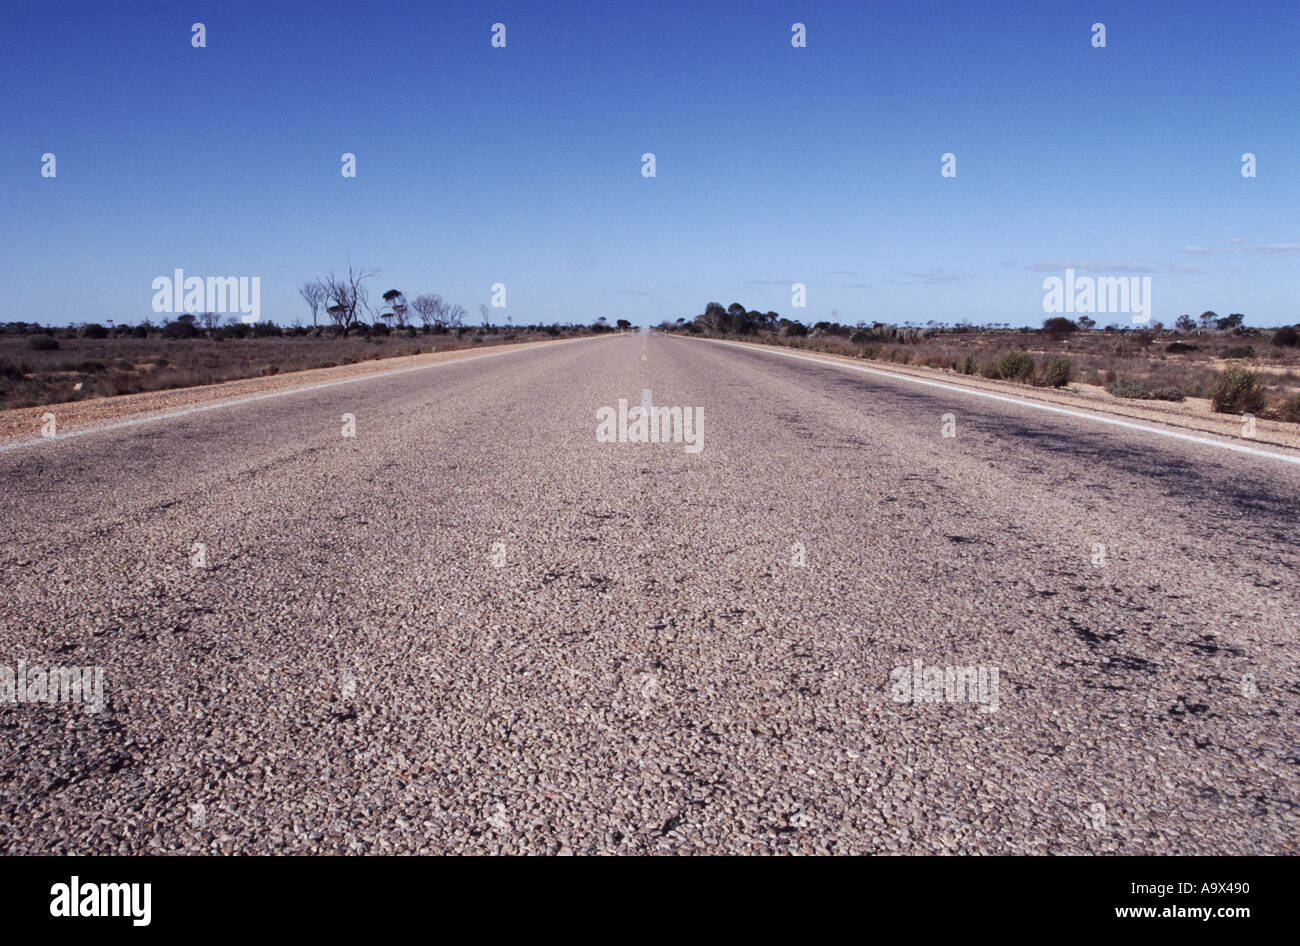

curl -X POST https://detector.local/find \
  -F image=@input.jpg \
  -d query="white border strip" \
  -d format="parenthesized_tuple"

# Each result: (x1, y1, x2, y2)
(1, 335, 608, 453)
(679, 335, 1300, 468)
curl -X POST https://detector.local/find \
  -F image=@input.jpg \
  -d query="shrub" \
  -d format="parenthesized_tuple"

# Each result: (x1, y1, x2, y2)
(1104, 376, 1185, 401)
(1105, 376, 1146, 399)
(1279, 394, 1300, 423)
(27, 335, 59, 351)
(1209, 366, 1267, 414)
(1042, 356, 1072, 388)
(1273, 325, 1299, 348)
(1042, 316, 1078, 336)
(960, 354, 978, 375)
(993, 350, 1035, 382)
(1165, 341, 1198, 353)
(79, 323, 109, 339)
(162, 320, 198, 339)
(1221, 346, 1254, 359)
(107, 371, 140, 395)
(261, 364, 279, 376)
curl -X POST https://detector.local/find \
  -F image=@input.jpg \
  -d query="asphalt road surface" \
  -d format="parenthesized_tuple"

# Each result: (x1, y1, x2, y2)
(1, 332, 1296, 854)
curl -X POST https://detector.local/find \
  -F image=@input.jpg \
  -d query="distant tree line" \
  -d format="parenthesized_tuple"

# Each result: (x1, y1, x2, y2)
(0, 314, 605, 343)
(658, 301, 1297, 344)
(5, 259, 631, 341)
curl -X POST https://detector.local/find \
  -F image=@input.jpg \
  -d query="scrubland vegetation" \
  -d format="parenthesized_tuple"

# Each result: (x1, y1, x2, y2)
(0, 317, 612, 410)
(659, 304, 1300, 422)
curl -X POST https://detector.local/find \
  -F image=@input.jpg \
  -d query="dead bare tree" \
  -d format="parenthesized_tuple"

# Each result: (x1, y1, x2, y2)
(299, 279, 327, 327)
(322, 263, 377, 333)
(445, 304, 466, 330)
(411, 294, 443, 330)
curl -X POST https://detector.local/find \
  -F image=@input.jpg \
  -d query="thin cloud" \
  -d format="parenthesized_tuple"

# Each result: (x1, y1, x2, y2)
(901, 267, 977, 286)
(1025, 259, 1205, 275)
(1025, 260, 1150, 273)
(1241, 243, 1300, 253)
(1181, 239, 1299, 255)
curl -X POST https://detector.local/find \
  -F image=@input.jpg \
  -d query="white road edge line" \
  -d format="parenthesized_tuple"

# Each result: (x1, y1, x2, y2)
(679, 334, 1300, 468)
(1, 335, 609, 453)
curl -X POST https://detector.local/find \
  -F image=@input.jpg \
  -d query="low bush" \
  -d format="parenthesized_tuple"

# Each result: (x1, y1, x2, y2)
(107, 371, 140, 395)
(1104, 376, 1185, 401)
(1209, 365, 1267, 414)
(983, 350, 1035, 382)
(1279, 394, 1300, 423)
(1165, 341, 1198, 353)
(1273, 325, 1298, 348)
(1041, 356, 1072, 388)
(79, 323, 109, 339)
(1145, 386, 1187, 401)
(27, 335, 59, 351)
(1221, 346, 1254, 359)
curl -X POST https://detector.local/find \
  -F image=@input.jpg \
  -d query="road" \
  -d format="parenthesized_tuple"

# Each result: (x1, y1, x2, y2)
(1, 331, 1296, 854)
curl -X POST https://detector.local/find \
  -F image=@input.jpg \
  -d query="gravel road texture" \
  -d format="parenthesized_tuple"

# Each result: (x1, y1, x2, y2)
(1, 331, 1296, 854)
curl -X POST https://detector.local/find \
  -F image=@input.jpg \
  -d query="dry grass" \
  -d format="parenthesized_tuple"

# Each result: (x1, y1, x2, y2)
(0, 329, 586, 410)
(700, 328, 1300, 420)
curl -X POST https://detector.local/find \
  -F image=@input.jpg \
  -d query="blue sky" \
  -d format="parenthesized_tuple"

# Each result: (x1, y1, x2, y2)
(1, 0, 1296, 328)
